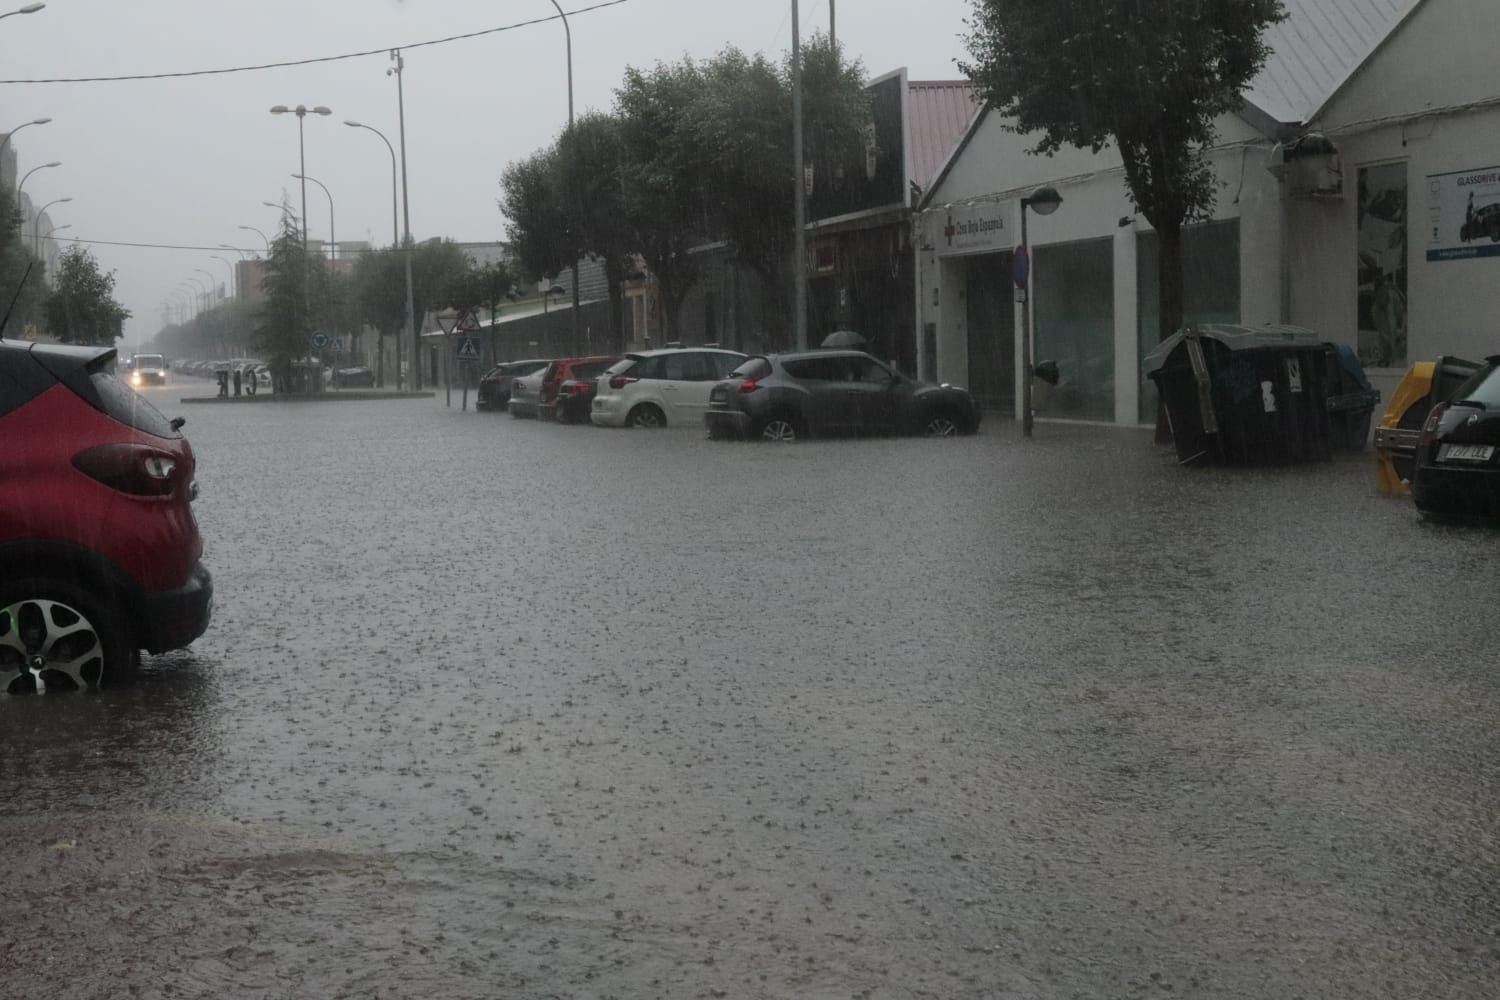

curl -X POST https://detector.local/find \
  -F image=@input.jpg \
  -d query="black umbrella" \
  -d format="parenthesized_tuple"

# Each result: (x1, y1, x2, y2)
(820, 330, 868, 349)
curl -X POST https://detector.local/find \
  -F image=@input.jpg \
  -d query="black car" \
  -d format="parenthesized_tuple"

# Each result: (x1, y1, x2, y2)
(477, 359, 549, 412)
(704, 350, 982, 441)
(1413, 356, 1500, 519)
(552, 359, 615, 423)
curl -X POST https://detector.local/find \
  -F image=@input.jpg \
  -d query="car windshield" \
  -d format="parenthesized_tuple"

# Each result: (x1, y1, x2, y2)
(7, 5, 1496, 999)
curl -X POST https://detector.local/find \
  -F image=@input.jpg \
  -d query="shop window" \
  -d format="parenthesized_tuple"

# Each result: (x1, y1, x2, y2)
(1034, 238, 1114, 421)
(1137, 219, 1241, 423)
(1356, 163, 1407, 369)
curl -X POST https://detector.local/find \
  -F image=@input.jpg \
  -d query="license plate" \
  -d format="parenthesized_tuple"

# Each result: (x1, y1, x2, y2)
(710, 388, 726, 401)
(1438, 444, 1495, 463)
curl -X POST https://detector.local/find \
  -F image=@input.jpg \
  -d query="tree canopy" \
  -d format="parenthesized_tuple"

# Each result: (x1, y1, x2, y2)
(43, 246, 130, 345)
(962, 0, 1285, 347)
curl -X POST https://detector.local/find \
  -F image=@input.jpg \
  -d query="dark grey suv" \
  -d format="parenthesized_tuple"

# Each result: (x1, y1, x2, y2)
(704, 350, 982, 441)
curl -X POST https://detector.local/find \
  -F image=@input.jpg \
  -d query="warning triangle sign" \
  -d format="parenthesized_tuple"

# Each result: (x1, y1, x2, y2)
(456, 337, 481, 362)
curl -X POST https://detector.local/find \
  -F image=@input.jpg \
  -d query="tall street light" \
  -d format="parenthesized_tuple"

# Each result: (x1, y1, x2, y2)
(237, 224, 270, 252)
(268, 104, 330, 256)
(546, 1, 581, 354)
(292, 173, 335, 261)
(0, 116, 50, 160)
(219, 243, 252, 260)
(16, 159, 59, 202)
(210, 254, 236, 298)
(195, 267, 221, 306)
(388, 49, 418, 390)
(263, 200, 299, 228)
(345, 119, 403, 389)
(791, 0, 807, 350)
(32, 194, 69, 257)
(0, 4, 45, 22)
(1018, 185, 1063, 437)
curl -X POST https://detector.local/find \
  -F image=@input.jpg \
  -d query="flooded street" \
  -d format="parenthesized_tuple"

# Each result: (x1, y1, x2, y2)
(3, 388, 1498, 999)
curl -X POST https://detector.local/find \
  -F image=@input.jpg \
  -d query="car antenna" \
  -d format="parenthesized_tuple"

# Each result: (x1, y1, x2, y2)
(0, 263, 34, 338)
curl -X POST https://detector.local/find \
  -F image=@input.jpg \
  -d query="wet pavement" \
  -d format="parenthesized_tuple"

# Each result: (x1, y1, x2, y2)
(3, 385, 1498, 999)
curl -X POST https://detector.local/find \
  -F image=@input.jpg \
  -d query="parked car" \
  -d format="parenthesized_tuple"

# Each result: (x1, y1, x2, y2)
(1412, 356, 1500, 519)
(131, 353, 168, 386)
(507, 364, 551, 419)
(0, 340, 213, 693)
(704, 351, 983, 442)
(521, 356, 616, 422)
(333, 366, 375, 389)
(591, 348, 749, 428)
(477, 359, 549, 412)
(553, 358, 618, 424)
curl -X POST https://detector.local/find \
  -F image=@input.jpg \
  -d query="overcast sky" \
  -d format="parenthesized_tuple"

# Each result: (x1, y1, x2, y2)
(0, 0, 978, 348)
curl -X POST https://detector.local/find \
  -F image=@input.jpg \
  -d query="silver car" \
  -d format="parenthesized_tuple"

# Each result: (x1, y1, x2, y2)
(507, 365, 550, 419)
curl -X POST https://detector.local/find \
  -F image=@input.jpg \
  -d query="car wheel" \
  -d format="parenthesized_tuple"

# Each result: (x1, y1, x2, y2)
(0, 579, 134, 694)
(627, 404, 666, 429)
(759, 416, 801, 442)
(922, 412, 961, 437)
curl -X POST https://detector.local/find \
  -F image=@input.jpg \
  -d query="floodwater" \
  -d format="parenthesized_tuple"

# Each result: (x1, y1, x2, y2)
(3, 384, 1497, 999)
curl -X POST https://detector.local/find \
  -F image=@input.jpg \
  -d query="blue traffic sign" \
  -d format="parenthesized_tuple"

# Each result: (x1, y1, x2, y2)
(456, 336, 481, 363)
(1012, 246, 1029, 288)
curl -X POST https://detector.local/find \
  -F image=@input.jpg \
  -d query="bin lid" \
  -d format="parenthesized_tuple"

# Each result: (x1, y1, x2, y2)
(1142, 323, 1325, 378)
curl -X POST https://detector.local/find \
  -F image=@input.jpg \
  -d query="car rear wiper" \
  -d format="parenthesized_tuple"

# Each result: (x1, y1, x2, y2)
(1451, 399, 1487, 410)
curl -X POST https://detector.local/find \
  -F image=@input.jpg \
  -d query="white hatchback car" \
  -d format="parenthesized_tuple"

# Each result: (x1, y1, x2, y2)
(591, 348, 748, 428)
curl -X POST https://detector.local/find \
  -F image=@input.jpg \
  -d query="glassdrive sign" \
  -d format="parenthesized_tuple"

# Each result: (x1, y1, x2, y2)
(1425, 165, 1500, 261)
(940, 205, 1007, 254)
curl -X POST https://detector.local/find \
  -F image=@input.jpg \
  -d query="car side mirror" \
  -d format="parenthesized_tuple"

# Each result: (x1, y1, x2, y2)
(170, 417, 186, 431)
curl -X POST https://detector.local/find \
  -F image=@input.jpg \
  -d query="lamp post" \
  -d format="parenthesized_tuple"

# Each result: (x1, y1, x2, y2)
(790, 0, 807, 350)
(210, 254, 236, 299)
(32, 194, 69, 257)
(0, 3, 45, 22)
(545, 1, 582, 354)
(271, 104, 330, 387)
(292, 173, 334, 261)
(1018, 185, 1062, 437)
(0, 116, 50, 161)
(237, 224, 270, 252)
(16, 159, 59, 202)
(346, 118, 403, 389)
(194, 267, 220, 307)
(219, 243, 252, 260)
(388, 49, 418, 390)
(263, 200, 299, 228)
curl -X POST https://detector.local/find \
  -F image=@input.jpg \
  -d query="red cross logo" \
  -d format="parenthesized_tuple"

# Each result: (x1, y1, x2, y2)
(944, 215, 956, 246)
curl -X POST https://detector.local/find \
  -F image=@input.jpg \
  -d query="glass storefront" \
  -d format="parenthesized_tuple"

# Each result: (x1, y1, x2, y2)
(1034, 238, 1115, 421)
(964, 252, 1016, 414)
(1136, 219, 1241, 423)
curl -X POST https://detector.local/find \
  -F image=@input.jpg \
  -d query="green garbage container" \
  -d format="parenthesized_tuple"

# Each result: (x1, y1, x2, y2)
(1145, 324, 1335, 467)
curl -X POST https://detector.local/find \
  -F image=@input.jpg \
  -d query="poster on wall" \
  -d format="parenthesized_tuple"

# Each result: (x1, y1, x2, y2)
(1425, 165, 1500, 261)
(1357, 163, 1408, 369)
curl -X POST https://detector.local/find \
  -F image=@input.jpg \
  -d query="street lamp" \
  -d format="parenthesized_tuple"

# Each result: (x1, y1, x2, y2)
(545, 1, 581, 354)
(268, 104, 331, 257)
(387, 50, 419, 389)
(345, 118, 405, 389)
(195, 267, 220, 306)
(219, 243, 252, 260)
(1018, 185, 1062, 438)
(32, 195, 69, 256)
(210, 254, 236, 298)
(32, 195, 69, 257)
(291, 173, 334, 261)
(237, 224, 271, 251)
(0, 116, 50, 160)
(0, 4, 45, 22)
(263, 200, 299, 226)
(16, 160, 59, 202)
(791, 0, 806, 350)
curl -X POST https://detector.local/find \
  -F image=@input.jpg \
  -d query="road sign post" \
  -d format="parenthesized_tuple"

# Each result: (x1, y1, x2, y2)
(454, 309, 481, 411)
(436, 308, 461, 408)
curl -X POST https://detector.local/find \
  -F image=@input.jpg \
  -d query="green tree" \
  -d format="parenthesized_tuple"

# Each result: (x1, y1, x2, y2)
(0, 195, 46, 336)
(500, 147, 573, 290)
(557, 112, 635, 351)
(962, 0, 1285, 355)
(615, 58, 713, 340)
(353, 246, 408, 385)
(254, 220, 328, 388)
(689, 39, 868, 344)
(43, 246, 130, 345)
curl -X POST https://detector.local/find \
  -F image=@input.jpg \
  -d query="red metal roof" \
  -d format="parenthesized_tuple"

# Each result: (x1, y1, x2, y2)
(907, 80, 981, 197)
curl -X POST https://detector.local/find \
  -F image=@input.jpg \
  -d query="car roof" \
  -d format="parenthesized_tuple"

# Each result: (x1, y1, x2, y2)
(766, 349, 874, 363)
(632, 347, 746, 358)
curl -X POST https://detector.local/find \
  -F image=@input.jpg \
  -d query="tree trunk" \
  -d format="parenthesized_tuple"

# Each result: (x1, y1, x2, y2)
(604, 255, 627, 354)
(1154, 218, 1186, 443)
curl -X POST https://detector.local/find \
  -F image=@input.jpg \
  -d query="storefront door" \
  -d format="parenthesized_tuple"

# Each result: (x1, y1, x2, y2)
(964, 252, 1016, 415)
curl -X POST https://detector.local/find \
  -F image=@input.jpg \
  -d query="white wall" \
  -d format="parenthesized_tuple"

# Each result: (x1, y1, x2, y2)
(918, 109, 1278, 424)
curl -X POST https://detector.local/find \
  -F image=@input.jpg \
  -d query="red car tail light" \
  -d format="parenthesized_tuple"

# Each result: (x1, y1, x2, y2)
(739, 379, 762, 394)
(1419, 402, 1449, 448)
(72, 443, 180, 497)
(565, 382, 591, 395)
(609, 375, 637, 390)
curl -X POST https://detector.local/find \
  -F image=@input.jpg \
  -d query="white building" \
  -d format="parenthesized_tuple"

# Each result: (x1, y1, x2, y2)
(916, 0, 1500, 425)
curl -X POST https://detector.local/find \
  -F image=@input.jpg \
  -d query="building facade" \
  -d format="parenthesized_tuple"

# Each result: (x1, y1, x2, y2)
(916, 0, 1498, 425)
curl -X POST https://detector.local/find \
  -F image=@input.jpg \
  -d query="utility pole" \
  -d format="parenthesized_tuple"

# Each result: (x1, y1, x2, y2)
(791, 0, 807, 351)
(829, 0, 835, 50)
(391, 48, 419, 391)
(548, 1, 581, 355)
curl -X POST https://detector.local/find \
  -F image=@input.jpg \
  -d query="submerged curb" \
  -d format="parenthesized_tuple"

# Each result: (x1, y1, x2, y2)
(179, 392, 437, 404)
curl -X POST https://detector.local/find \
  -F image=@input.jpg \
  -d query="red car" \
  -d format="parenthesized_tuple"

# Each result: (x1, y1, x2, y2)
(0, 340, 213, 693)
(537, 356, 616, 421)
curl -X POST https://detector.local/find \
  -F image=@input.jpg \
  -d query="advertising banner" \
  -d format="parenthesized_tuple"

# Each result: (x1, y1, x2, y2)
(934, 202, 1009, 256)
(1424, 165, 1500, 261)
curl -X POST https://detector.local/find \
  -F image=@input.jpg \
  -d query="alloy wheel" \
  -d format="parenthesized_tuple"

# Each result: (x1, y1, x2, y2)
(0, 598, 106, 693)
(630, 407, 664, 429)
(924, 416, 959, 437)
(761, 419, 798, 442)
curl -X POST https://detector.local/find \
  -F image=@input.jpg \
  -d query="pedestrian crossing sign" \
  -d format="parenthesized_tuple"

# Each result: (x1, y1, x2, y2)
(456, 336, 481, 363)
